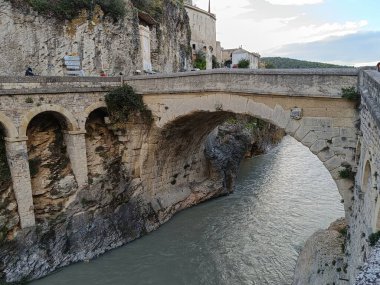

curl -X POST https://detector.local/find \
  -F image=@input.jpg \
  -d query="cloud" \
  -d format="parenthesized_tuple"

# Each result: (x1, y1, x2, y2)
(270, 31, 380, 65)
(266, 0, 323, 5)
(192, 0, 375, 62)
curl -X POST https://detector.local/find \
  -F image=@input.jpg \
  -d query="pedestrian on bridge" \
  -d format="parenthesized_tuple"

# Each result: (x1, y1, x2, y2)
(25, 67, 35, 76)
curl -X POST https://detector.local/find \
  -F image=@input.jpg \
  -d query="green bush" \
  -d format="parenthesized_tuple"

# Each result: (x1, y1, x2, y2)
(193, 50, 206, 70)
(105, 85, 152, 124)
(369, 231, 380, 246)
(341, 87, 359, 100)
(131, 0, 165, 19)
(13, 0, 126, 21)
(238, 59, 250, 69)
(212, 55, 220, 69)
(339, 165, 355, 180)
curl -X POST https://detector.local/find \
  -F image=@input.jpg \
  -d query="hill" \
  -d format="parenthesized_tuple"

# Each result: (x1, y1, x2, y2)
(260, 57, 351, 69)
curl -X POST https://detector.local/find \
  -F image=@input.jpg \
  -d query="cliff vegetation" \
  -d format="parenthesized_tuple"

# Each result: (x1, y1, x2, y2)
(5, 0, 126, 20)
(261, 57, 351, 69)
(105, 85, 152, 125)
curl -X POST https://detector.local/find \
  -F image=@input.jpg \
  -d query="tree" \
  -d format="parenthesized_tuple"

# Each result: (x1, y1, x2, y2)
(212, 55, 220, 69)
(193, 50, 206, 70)
(238, 59, 250, 68)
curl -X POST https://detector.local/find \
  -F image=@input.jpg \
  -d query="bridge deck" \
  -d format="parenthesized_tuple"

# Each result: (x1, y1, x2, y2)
(0, 68, 358, 98)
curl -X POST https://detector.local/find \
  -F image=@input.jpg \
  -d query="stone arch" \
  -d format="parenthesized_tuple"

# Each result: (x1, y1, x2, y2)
(152, 93, 356, 213)
(362, 160, 372, 193)
(79, 102, 108, 130)
(84, 102, 108, 118)
(0, 112, 18, 138)
(155, 94, 286, 129)
(19, 105, 79, 137)
(84, 105, 119, 181)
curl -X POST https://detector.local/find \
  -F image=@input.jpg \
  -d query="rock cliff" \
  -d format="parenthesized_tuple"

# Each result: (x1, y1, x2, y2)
(293, 218, 348, 285)
(0, 0, 190, 76)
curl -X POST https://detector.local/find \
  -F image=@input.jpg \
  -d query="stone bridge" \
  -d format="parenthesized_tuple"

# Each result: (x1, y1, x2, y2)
(0, 69, 360, 230)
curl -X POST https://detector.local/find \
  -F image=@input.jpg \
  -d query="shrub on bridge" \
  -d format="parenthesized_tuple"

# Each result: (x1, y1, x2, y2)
(341, 87, 359, 101)
(105, 84, 152, 125)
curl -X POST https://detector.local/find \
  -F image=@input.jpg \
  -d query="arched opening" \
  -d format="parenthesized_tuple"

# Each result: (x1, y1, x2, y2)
(0, 124, 19, 241)
(362, 160, 372, 193)
(150, 110, 343, 201)
(26, 112, 78, 223)
(85, 108, 120, 184)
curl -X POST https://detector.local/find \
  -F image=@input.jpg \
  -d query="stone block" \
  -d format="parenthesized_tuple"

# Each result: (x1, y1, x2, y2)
(324, 156, 342, 171)
(310, 139, 328, 154)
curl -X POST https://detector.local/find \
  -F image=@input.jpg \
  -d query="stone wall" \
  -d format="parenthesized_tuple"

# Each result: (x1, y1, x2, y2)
(350, 70, 380, 284)
(0, 0, 190, 76)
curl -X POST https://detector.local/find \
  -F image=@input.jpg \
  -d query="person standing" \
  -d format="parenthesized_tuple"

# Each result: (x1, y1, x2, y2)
(25, 67, 35, 76)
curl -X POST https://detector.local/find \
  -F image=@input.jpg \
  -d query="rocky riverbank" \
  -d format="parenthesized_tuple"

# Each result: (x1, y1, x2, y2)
(293, 218, 348, 285)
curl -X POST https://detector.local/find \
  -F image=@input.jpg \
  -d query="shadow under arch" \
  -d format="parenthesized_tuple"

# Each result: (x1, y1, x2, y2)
(19, 105, 79, 137)
(152, 104, 353, 214)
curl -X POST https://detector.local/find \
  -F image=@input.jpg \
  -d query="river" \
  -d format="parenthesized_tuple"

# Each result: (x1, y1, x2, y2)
(31, 136, 344, 285)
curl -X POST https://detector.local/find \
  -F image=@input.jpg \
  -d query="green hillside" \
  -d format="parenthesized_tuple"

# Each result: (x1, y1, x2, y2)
(260, 57, 351, 69)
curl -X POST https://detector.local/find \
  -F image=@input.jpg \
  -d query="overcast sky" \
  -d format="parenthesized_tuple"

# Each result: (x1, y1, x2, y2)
(192, 0, 380, 66)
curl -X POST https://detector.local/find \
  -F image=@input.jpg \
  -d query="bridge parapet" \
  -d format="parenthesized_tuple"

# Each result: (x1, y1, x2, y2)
(0, 76, 121, 95)
(125, 68, 358, 98)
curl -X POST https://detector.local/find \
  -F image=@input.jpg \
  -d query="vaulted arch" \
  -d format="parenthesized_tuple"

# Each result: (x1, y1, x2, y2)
(19, 105, 79, 137)
(149, 93, 358, 214)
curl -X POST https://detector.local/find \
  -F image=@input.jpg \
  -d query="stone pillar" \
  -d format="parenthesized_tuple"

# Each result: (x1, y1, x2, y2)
(5, 137, 35, 228)
(63, 131, 88, 188)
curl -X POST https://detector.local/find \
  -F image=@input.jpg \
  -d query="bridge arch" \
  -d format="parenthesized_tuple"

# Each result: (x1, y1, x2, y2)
(84, 102, 108, 118)
(19, 105, 79, 137)
(0, 112, 18, 138)
(150, 93, 357, 213)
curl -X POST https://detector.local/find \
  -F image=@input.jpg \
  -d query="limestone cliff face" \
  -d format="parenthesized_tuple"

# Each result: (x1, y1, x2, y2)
(0, 0, 190, 76)
(27, 114, 78, 223)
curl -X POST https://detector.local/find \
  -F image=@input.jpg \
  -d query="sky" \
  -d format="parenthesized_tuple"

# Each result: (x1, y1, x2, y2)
(192, 0, 380, 66)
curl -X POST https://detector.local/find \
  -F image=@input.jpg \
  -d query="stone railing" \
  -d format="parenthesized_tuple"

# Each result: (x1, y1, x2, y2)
(125, 68, 359, 98)
(360, 70, 380, 128)
(0, 69, 359, 98)
(0, 76, 122, 95)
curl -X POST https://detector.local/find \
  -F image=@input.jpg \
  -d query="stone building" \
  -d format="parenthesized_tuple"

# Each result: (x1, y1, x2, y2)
(222, 47, 260, 69)
(184, 0, 219, 69)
